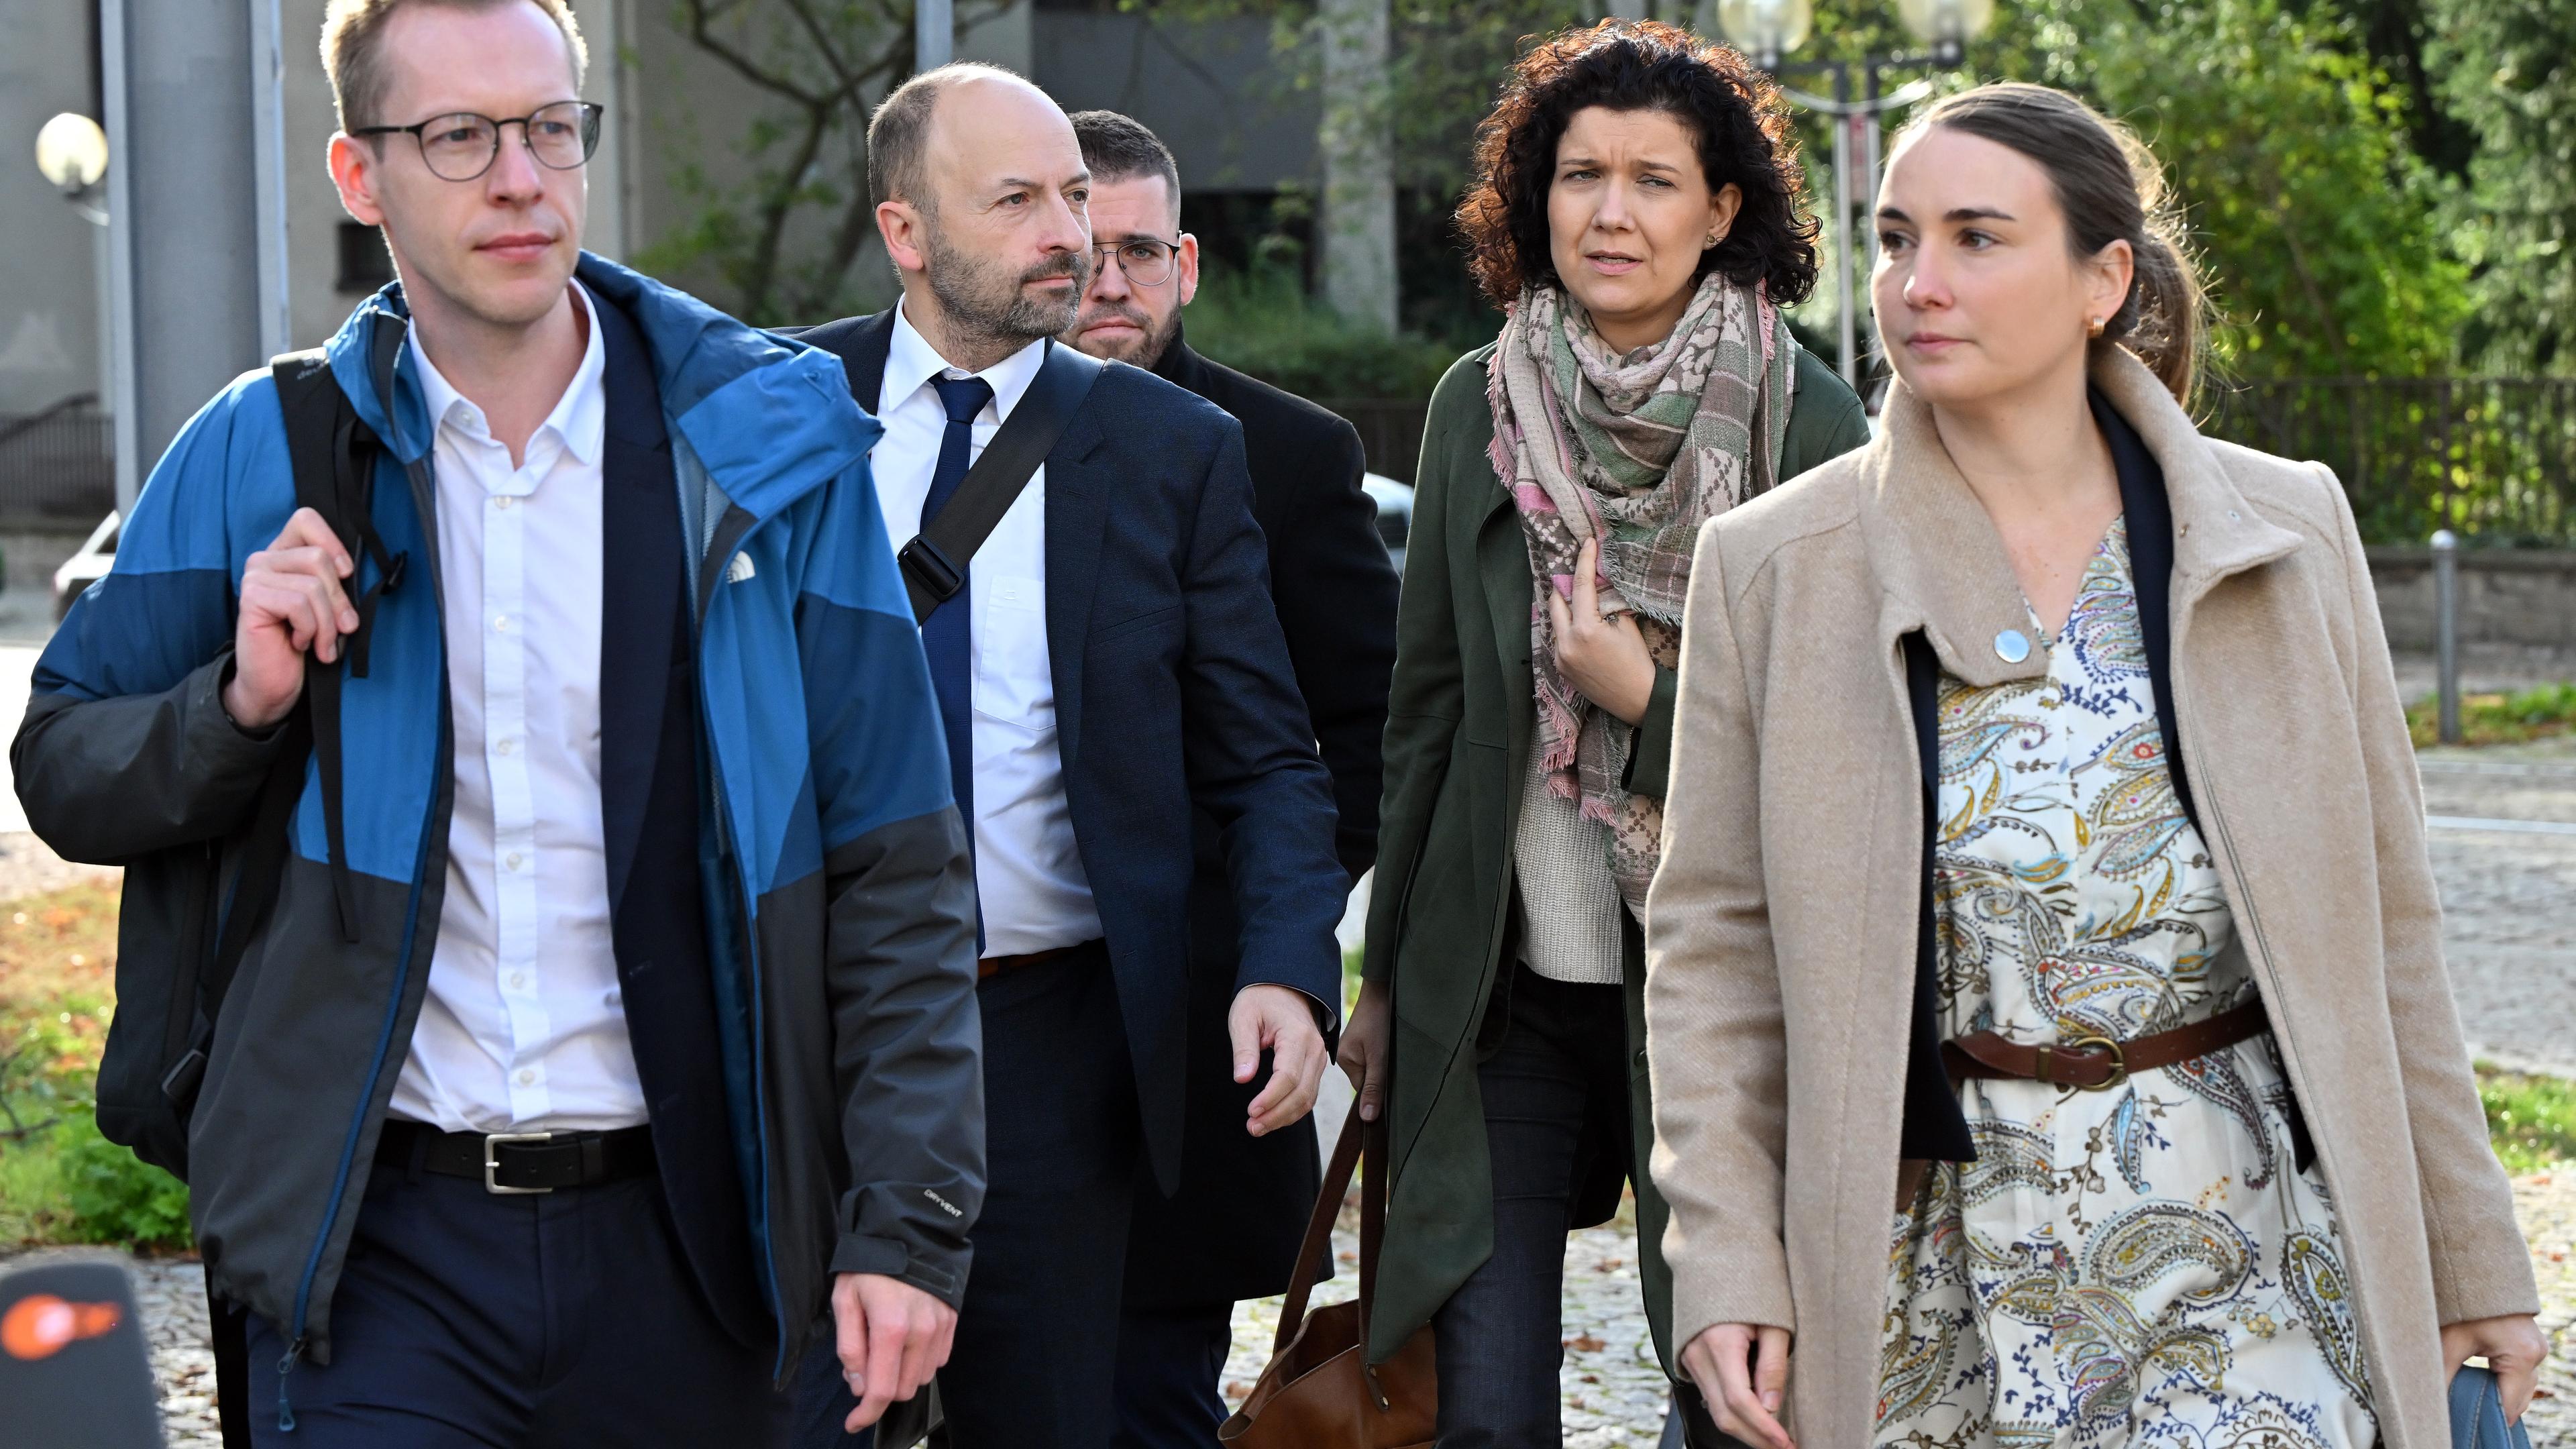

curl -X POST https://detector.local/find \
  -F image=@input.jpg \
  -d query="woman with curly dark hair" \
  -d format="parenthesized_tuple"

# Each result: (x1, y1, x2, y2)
(1333, 20, 1867, 1443)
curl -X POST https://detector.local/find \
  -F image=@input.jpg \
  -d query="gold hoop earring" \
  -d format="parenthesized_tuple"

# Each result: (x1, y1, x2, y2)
(2087, 316, 2108, 338)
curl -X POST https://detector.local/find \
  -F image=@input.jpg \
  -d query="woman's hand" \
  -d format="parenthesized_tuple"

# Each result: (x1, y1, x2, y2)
(1338, 977, 1391, 1122)
(2443, 1313, 2551, 1423)
(1680, 1322, 1796, 1449)
(1546, 538, 1658, 726)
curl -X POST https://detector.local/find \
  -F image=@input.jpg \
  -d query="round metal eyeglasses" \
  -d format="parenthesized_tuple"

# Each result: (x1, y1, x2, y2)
(350, 101, 605, 182)
(1089, 237, 1181, 287)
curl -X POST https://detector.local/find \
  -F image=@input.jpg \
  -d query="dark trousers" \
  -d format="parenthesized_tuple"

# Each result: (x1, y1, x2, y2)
(1112, 1303, 1233, 1448)
(1431, 963, 1635, 1448)
(242, 1146, 774, 1448)
(1430, 964, 1741, 1449)
(789, 945, 1139, 1449)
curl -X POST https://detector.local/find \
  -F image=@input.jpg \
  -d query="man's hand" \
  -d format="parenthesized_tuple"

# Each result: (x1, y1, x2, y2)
(2443, 1313, 2551, 1424)
(1338, 977, 1389, 1123)
(1545, 537, 1657, 727)
(1230, 983, 1328, 1138)
(223, 508, 357, 731)
(832, 1272, 957, 1433)
(1681, 1323, 1796, 1449)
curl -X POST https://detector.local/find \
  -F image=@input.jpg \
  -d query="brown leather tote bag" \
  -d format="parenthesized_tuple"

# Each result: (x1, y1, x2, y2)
(1218, 1099, 1438, 1447)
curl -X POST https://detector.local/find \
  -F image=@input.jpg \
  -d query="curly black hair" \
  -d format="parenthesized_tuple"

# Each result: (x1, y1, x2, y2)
(1456, 20, 1819, 309)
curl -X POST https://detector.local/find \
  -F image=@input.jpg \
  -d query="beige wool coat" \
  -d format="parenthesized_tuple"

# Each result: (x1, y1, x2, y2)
(1641, 349, 2540, 1449)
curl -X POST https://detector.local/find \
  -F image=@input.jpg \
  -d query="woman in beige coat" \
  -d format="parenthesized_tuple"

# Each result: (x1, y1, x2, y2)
(1642, 83, 2546, 1449)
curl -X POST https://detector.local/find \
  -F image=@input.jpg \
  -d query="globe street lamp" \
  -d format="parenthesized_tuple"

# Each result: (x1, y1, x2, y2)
(1715, 0, 1812, 71)
(1717, 2, 1996, 388)
(35, 111, 109, 225)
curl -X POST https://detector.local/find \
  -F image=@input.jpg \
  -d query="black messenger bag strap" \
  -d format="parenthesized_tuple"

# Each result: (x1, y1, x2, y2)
(896, 341, 1104, 623)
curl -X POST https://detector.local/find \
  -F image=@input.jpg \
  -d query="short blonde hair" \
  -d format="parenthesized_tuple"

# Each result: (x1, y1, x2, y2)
(321, 0, 587, 130)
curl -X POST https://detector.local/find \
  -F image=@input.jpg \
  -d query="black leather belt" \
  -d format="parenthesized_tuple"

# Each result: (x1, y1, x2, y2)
(376, 1119, 656, 1195)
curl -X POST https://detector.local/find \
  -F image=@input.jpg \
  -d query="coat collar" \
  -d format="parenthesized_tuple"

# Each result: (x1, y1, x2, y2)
(1860, 347, 2304, 686)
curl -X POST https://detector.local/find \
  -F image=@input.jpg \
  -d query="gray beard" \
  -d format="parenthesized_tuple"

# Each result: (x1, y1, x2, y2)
(924, 225, 1087, 361)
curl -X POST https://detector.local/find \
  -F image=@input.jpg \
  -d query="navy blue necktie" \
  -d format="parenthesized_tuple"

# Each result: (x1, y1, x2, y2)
(922, 374, 993, 948)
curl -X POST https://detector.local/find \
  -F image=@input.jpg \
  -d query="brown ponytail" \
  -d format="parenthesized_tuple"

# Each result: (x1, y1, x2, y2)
(1904, 83, 2207, 405)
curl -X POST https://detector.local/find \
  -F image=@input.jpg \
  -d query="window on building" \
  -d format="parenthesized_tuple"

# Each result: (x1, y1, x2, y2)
(336, 222, 396, 294)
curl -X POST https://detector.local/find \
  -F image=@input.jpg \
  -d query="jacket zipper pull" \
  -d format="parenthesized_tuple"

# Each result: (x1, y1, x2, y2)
(276, 1336, 305, 1432)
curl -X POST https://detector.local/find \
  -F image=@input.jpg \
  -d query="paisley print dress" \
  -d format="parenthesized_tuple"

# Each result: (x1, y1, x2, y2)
(1874, 519, 2376, 1449)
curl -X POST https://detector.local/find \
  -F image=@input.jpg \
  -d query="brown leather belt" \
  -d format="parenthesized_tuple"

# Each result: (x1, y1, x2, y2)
(1941, 1000, 2271, 1093)
(976, 941, 1099, 981)
(1898, 1001, 2273, 1212)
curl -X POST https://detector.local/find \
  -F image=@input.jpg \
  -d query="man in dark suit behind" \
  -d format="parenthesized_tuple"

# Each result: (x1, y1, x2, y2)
(1058, 111, 1400, 1448)
(782, 66, 1350, 1449)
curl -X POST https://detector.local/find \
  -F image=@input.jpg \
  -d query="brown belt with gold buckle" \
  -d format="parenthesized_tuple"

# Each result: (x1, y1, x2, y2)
(1896, 1000, 2273, 1210)
(1940, 999, 2271, 1093)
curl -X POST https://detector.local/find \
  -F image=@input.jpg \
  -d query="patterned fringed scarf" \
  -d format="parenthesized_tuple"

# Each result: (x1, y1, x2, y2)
(1489, 272, 1796, 910)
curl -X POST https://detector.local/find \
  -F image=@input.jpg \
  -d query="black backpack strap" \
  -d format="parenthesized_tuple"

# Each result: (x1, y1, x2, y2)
(896, 341, 1104, 623)
(268, 346, 405, 944)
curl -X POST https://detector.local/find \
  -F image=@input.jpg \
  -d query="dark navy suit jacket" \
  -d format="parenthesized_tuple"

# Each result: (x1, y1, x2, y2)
(791, 311, 1347, 1191)
(592, 295, 769, 1346)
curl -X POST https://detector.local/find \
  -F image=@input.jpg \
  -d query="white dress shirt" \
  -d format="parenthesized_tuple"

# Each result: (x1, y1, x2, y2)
(390, 282, 647, 1133)
(871, 301, 1103, 957)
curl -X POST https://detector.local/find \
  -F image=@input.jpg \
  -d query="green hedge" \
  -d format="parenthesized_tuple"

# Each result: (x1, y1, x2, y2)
(1185, 268, 1462, 404)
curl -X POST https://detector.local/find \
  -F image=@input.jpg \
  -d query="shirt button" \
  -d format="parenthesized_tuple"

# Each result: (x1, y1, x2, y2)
(493, 495, 515, 511)
(517, 1069, 536, 1086)
(504, 852, 524, 871)
(495, 737, 517, 756)
(493, 614, 511, 633)
(508, 971, 526, 989)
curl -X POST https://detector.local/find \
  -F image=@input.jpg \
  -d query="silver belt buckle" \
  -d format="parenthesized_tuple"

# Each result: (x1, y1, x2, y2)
(483, 1130, 556, 1194)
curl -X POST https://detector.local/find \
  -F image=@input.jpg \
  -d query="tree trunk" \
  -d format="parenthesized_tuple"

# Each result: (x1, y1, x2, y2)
(1317, 0, 1397, 333)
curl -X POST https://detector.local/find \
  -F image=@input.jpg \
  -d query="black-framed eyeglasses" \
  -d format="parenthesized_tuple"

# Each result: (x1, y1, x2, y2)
(1089, 235, 1183, 287)
(351, 101, 604, 182)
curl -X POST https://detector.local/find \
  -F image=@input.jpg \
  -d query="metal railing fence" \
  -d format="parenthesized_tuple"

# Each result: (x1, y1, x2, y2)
(1323, 377, 2576, 546)
(2198, 376, 2576, 546)
(0, 395, 115, 529)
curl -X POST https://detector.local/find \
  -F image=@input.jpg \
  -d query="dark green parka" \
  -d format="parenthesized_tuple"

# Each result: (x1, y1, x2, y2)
(1360, 339, 1870, 1368)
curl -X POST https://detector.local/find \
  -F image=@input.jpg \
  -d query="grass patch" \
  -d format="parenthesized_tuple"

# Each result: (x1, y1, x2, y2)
(2409, 680, 2576, 747)
(0, 880, 190, 1251)
(2478, 1064, 2576, 1175)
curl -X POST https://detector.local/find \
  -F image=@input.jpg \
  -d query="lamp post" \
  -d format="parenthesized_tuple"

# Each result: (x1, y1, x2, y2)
(1712, 0, 1994, 388)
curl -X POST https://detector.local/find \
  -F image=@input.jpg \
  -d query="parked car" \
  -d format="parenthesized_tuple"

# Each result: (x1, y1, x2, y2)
(1362, 474, 1413, 574)
(54, 512, 117, 621)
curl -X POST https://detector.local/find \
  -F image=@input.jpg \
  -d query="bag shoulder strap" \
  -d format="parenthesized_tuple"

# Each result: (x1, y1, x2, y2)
(1273, 1099, 1393, 1360)
(897, 341, 1104, 623)
(268, 348, 402, 943)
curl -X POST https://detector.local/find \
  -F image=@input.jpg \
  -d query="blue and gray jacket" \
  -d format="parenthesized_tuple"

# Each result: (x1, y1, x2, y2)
(12, 256, 982, 1381)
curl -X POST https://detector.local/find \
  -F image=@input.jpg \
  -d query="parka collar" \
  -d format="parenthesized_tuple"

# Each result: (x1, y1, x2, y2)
(1859, 346, 2303, 686)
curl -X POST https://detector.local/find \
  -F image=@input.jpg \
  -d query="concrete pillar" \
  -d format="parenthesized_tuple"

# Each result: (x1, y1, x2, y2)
(101, 0, 284, 512)
(1318, 0, 1397, 333)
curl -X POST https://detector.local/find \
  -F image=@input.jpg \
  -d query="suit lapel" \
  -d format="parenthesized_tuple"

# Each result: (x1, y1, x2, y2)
(1044, 403, 1112, 773)
(594, 293, 681, 920)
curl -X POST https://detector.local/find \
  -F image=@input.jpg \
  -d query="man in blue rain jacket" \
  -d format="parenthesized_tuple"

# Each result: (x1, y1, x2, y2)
(10, 1, 979, 1442)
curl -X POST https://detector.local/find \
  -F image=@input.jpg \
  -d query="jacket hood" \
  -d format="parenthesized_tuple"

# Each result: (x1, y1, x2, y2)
(325, 252, 879, 523)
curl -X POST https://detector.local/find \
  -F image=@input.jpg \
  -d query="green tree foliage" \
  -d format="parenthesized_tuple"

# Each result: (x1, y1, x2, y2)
(2426, 0, 2576, 374)
(638, 0, 1004, 325)
(1787, 0, 2470, 378)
